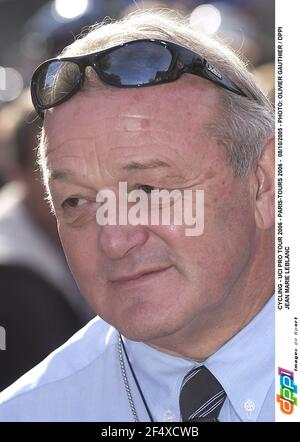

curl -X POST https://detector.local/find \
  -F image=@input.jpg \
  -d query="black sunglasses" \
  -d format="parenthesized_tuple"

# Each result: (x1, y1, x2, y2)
(31, 38, 247, 117)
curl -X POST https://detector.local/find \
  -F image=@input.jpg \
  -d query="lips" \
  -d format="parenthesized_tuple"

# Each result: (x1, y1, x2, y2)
(109, 266, 171, 284)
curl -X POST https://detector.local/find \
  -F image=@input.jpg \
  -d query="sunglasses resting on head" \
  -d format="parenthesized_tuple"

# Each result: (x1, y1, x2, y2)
(31, 39, 248, 118)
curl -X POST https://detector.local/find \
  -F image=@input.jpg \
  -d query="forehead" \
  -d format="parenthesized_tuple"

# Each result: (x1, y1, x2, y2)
(44, 74, 218, 142)
(43, 76, 222, 176)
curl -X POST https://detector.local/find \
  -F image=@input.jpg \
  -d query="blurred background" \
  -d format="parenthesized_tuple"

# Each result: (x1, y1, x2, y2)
(0, 0, 274, 391)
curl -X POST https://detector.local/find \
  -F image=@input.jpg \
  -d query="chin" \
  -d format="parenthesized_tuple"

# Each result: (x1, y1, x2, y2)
(87, 282, 216, 342)
(116, 324, 174, 343)
(109, 304, 192, 343)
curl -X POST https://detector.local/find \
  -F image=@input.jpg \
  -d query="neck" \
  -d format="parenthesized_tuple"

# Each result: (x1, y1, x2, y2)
(145, 230, 274, 361)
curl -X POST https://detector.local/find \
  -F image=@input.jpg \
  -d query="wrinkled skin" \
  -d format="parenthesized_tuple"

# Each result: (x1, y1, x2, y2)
(43, 75, 274, 360)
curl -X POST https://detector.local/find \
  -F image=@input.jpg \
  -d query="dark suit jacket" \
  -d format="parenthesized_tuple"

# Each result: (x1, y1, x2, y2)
(0, 264, 85, 392)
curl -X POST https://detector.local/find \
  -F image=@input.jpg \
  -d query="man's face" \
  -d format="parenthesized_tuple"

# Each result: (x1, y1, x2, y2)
(44, 75, 256, 342)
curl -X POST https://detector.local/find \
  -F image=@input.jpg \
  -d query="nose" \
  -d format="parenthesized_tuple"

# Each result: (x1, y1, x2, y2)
(98, 224, 149, 259)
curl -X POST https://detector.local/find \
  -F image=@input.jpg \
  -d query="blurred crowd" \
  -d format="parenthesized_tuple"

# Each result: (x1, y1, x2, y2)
(0, 0, 275, 391)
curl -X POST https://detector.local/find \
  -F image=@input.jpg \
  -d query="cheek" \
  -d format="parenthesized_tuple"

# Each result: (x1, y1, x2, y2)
(150, 183, 255, 291)
(199, 187, 255, 282)
(212, 181, 255, 237)
(57, 221, 100, 289)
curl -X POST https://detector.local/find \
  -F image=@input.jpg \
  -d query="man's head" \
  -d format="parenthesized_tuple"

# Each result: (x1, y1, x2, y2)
(36, 10, 274, 352)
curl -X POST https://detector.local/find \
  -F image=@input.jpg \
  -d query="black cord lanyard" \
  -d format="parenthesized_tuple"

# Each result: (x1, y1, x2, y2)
(119, 333, 155, 422)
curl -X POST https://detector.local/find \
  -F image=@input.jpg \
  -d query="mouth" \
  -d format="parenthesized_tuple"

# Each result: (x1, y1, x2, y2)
(109, 266, 172, 287)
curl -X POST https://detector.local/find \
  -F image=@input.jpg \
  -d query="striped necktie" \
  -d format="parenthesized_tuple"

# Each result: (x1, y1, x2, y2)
(179, 366, 226, 422)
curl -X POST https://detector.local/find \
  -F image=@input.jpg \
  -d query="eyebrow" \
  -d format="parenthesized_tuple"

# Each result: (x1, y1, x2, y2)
(121, 159, 171, 171)
(48, 159, 172, 182)
(48, 168, 76, 182)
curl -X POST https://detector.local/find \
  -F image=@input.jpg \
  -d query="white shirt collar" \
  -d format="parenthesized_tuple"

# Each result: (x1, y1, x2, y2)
(123, 295, 274, 421)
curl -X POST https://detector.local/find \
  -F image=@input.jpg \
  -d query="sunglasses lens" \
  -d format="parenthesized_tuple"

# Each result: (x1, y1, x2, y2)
(98, 41, 173, 86)
(35, 61, 81, 107)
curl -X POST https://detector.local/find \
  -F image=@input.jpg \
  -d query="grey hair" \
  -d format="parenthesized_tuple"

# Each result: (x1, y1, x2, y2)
(39, 8, 274, 180)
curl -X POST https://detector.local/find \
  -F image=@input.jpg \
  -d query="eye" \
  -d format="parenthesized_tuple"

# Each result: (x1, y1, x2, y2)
(137, 184, 156, 194)
(61, 197, 87, 209)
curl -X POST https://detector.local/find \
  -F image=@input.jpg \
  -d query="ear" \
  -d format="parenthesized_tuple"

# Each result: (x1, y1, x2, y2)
(254, 137, 275, 230)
